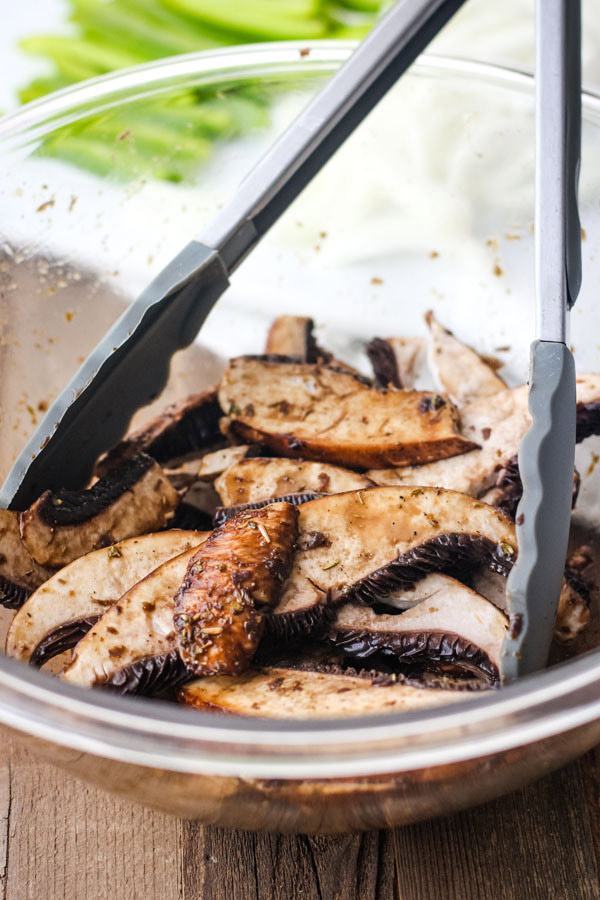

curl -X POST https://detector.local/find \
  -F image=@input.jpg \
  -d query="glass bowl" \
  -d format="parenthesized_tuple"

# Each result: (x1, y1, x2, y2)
(1, 42, 600, 833)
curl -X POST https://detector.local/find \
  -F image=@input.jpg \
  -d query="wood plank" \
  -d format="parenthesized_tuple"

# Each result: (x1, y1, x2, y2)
(3, 740, 181, 900)
(580, 748, 600, 886)
(181, 823, 397, 900)
(393, 759, 600, 900)
(0, 732, 12, 900)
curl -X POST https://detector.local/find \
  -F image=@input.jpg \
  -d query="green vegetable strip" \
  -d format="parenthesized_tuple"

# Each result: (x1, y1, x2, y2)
(119, 0, 241, 45)
(162, 0, 330, 40)
(20, 35, 147, 74)
(17, 0, 385, 181)
(335, 0, 384, 11)
(41, 133, 203, 181)
(70, 0, 231, 57)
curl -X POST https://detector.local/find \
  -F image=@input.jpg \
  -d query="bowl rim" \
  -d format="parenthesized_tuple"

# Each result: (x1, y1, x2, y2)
(2, 41, 600, 780)
(1, 40, 599, 140)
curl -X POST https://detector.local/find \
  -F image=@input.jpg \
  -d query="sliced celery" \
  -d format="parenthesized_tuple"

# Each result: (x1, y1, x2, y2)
(69, 0, 226, 57)
(161, 0, 330, 40)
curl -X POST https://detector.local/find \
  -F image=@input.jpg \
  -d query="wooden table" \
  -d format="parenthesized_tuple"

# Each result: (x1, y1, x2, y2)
(1, 734, 599, 900)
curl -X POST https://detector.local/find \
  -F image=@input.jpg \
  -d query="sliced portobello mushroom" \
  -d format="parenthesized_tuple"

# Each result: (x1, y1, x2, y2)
(470, 546, 591, 644)
(20, 454, 180, 568)
(215, 458, 375, 507)
(425, 311, 506, 407)
(219, 357, 478, 469)
(369, 386, 532, 494)
(265, 315, 330, 363)
(213, 457, 375, 525)
(94, 387, 222, 476)
(369, 376, 600, 496)
(264, 315, 365, 377)
(365, 338, 403, 389)
(365, 337, 426, 391)
(174, 502, 299, 677)
(328, 574, 507, 685)
(272, 486, 516, 637)
(0, 511, 54, 609)
(573, 374, 600, 439)
(555, 546, 594, 643)
(168, 503, 214, 532)
(196, 444, 270, 481)
(178, 666, 472, 718)
(6, 530, 208, 666)
(61, 544, 204, 694)
(213, 494, 323, 527)
(480, 455, 580, 520)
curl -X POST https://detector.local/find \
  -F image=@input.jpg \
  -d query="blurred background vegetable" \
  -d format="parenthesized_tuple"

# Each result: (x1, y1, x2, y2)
(17, 0, 387, 180)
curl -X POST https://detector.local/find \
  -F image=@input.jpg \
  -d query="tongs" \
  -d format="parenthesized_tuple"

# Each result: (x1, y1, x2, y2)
(0, 0, 469, 509)
(0, 0, 581, 683)
(502, 0, 582, 681)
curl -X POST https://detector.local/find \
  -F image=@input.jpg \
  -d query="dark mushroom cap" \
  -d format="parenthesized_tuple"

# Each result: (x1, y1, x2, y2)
(328, 574, 508, 685)
(366, 337, 403, 389)
(213, 492, 323, 527)
(20, 454, 180, 567)
(94, 388, 222, 476)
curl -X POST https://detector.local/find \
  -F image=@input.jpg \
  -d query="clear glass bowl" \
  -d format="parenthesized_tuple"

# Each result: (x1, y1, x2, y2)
(1, 43, 600, 832)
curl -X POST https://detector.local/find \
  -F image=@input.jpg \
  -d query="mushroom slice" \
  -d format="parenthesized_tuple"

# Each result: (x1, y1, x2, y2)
(366, 337, 426, 390)
(196, 444, 270, 481)
(0, 511, 54, 608)
(369, 377, 600, 496)
(7, 530, 208, 666)
(328, 575, 508, 685)
(219, 357, 478, 469)
(265, 316, 363, 376)
(178, 666, 472, 718)
(555, 547, 594, 643)
(265, 315, 329, 362)
(20, 454, 180, 567)
(386, 337, 425, 390)
(213, 494, 322, 527)
(215, 458, 374, 507)
(365, 338, 403, 389)
(480, 456, 580, 520)
(368, 386, 531, 494)
(574, 374, 600, 440)
(94, 387, 222, 476)
(61, 543, 205, 693)
(470, 546, 591, 644)
(174, 503, 299, 677)
(273, 487, 516, 635)
(425, 311, 506, 406)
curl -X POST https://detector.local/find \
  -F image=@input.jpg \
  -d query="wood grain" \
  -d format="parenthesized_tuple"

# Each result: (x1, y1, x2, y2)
(2, 733, 600, 900)
(1, 737, 180, 900)
(393, 758, 600, 900)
